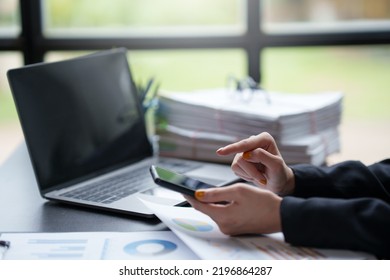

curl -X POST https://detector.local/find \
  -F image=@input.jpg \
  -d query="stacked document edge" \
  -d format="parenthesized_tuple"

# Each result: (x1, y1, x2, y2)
(157, 89, 343, 166)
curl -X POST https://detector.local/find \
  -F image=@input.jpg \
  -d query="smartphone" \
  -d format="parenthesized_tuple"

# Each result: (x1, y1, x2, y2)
(150, 165, 217, 197)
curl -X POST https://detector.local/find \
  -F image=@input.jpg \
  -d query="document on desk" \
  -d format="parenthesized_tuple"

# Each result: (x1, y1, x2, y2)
(158, 89, 343, 166)
(142, 200, 375, 260)
(0, 204, 375, 260)
(0, 231, 199, 260)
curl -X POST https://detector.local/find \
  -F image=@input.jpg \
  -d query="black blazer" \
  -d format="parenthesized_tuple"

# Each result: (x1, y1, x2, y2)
(280, 159, 390, 259)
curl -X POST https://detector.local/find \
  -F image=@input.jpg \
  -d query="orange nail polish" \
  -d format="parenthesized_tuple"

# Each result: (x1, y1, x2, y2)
(259, 179, 267, 185)
(195, 191, 205, 200)
(243, 151, 251, 160)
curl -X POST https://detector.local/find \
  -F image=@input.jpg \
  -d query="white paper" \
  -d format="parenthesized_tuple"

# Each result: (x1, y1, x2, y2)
(142, 200, 375, 260)
(157, 88, 343, 165)
(0, 231, 198, 260)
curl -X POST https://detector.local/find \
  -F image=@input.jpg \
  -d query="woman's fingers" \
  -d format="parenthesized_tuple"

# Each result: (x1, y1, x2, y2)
(216, 132, 278, 156)
(232, 154, 268, 185)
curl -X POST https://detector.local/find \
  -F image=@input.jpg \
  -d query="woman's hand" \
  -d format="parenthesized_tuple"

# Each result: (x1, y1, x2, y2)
(185, 183, 282, 236)
(217, 132, 295, 196)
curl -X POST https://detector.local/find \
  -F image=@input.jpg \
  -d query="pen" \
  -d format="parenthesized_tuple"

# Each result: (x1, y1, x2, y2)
(0, 240, 11, 260)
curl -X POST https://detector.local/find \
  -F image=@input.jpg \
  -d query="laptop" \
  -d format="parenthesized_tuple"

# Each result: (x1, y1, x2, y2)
(7, 48, 238, 218)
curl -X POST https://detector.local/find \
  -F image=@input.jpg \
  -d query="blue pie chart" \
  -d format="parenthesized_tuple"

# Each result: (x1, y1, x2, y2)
(123, 239, 177, 256)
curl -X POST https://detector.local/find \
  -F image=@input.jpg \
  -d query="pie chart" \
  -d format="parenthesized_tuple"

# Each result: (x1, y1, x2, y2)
(123, 239, 177, 256)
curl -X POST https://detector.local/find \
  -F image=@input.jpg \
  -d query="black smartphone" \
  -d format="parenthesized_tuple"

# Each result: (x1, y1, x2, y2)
(150, 165, 217, 197)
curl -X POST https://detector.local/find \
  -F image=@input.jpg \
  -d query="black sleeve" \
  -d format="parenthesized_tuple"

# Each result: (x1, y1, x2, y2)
(280, 159, 390, 259)
(291, 159, 390, 202)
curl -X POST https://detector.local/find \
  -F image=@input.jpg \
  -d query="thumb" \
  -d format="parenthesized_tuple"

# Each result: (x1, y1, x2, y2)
(194, 185, 241, 203)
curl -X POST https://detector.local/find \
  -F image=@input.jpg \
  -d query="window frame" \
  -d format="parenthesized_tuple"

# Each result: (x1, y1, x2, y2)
(0, 0, 389, 83)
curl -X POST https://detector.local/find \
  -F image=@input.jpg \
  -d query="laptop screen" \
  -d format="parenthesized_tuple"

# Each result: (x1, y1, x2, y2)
(8, 49, 153, 192)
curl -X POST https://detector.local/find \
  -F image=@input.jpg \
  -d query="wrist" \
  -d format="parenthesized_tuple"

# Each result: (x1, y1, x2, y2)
(282, 166, 295, 196)
(269, 194, 282, 233)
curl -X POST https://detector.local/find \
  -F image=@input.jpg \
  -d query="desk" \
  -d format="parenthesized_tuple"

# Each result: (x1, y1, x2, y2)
(0, 142, 378, 262)
(0, 141, 167, 233)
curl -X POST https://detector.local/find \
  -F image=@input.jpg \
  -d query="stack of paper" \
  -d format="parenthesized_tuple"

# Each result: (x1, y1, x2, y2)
(157, 88, 343, 165)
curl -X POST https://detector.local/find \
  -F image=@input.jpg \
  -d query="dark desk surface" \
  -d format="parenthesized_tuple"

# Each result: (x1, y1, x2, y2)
(0, 141, 167, 233)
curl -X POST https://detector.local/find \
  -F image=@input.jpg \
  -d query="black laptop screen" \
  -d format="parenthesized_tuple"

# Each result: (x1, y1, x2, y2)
(8, 49, 153, 191)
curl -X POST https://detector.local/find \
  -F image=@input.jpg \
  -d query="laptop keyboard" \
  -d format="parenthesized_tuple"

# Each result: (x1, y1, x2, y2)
(60, 160, 200, 204)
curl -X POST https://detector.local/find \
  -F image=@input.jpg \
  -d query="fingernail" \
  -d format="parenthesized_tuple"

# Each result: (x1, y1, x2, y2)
(216, 147, 223, 153)
(243, 151, 251, 160)
(259, 179, 267, 185)
(195, 191, 205, 200)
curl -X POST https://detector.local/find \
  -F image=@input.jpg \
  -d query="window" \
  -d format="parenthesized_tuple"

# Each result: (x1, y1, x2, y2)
(0, 52, 23, 163)
(43, 0, 245, 37)
(0, 0, 19, 36)
(46, 49, 246, 91)
(0, 52, 23, 120)
(262, 0, 390, 33)
(0, 0, 22, 123)
(263, 45, 390, 119)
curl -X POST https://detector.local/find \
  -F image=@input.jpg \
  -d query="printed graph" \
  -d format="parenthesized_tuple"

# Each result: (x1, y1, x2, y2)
(123, 239, 177, 256)
(26, 238, 88, 259)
